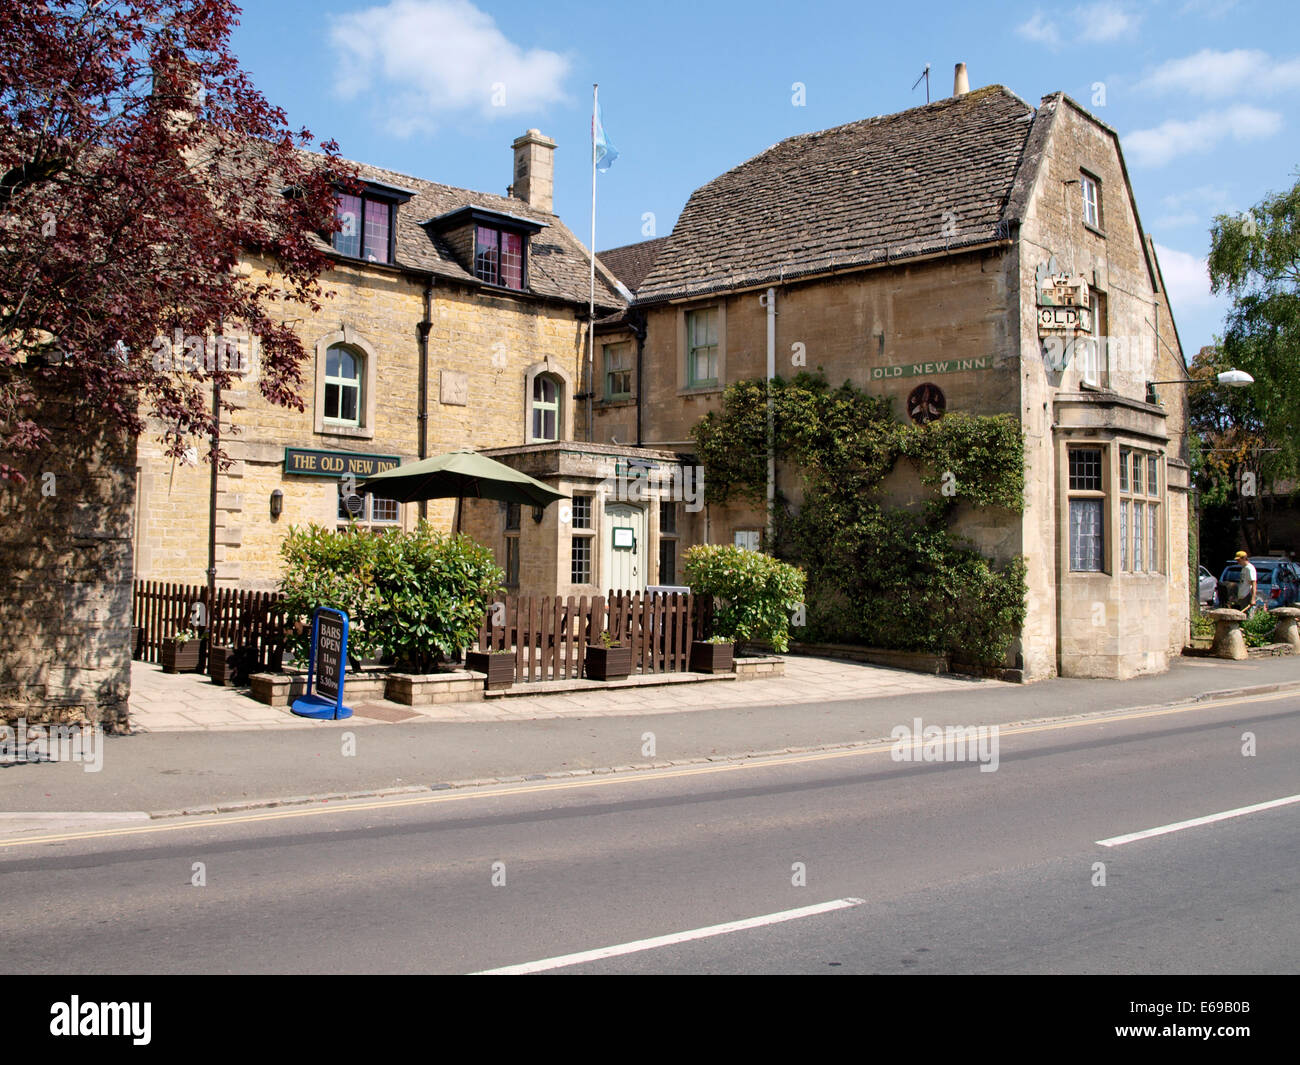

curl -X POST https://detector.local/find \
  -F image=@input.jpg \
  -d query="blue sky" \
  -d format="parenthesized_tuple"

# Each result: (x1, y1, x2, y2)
(229, 0, 1299, 357)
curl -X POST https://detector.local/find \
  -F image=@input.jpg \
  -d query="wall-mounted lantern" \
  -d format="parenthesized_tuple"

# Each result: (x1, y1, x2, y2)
(270, 488, 284, 520)
(532, 505, 545, 524)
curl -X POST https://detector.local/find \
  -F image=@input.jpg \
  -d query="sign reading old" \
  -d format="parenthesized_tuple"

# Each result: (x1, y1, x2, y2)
(283, 448, 400, 479)
(870, 356, 991, 381)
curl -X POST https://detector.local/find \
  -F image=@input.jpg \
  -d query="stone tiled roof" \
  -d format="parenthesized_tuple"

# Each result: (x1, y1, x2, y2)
(596, 237, 671, 294)
(305, 152, 627, 313)
(636, 86, 1035, 303)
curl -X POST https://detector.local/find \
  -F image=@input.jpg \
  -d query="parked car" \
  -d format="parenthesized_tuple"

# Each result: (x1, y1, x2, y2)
(1198, 565, 1217, 606)
(1215, 557, 1300, 610)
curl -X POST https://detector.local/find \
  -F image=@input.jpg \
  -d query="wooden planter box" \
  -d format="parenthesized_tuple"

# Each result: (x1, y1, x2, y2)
(162, 639, 202, 674)
(465, 651, 516, 691)
(690, 641, 734, 674)
(585, 644, 633, 681)
(209, 645, 236, 686)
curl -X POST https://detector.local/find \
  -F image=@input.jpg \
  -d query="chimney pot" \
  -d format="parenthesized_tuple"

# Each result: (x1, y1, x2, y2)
(510, 129, 557, 214)
(954, 62, 970, 97)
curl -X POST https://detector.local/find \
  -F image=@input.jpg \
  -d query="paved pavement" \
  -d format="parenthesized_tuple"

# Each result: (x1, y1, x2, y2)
(4, 653, 1300, 816)
(127, 654, 994, 731)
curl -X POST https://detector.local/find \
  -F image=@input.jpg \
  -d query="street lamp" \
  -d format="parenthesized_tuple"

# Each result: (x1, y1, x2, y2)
(1146, 368, 1253, 404)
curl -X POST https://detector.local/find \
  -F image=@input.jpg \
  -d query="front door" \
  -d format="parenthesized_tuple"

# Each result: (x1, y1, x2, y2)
(603, 503, 645, 592)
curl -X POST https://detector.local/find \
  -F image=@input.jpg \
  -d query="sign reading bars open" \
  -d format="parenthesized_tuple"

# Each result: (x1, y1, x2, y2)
(291, 608, 353, 720)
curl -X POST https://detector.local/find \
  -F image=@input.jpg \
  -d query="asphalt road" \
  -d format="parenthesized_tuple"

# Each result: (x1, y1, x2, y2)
(2, 690, 1297, 975)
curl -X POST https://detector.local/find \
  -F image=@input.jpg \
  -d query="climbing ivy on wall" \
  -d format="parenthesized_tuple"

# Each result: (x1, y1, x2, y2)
(691, 373, 1028, 666)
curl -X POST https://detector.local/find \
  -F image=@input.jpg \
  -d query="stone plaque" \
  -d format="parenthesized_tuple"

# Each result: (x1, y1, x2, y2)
(440, 370, 469, 406)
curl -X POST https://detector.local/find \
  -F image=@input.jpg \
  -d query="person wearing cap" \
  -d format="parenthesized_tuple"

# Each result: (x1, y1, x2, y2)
(1232, 551, 1257, 610)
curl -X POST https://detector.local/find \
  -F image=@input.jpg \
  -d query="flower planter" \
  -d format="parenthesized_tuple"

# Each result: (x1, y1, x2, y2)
(209, 644, 249, 686)
(162, 639, 202, 674)
(690, 640, 734, 674)
(465, 650, 516, 691)
(585, 644, 633, 681)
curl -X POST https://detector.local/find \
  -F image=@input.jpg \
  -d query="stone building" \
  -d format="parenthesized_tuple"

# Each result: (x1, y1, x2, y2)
(133, 130, 636, 591)
(591, 79, 1190, 680)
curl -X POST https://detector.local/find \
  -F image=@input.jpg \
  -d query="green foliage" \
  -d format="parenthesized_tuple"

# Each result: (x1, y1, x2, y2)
(1242, 609, 1278, 648)
(691, 373, 1027, 666)
(1190, 609, 1215, 641)
(279, 522, 504, 673)
(684, 544, 806, 653)
(1203, 175, 1300, 509)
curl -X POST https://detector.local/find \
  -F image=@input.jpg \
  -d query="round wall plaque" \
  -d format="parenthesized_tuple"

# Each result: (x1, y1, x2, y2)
(907, 382, 946, 424)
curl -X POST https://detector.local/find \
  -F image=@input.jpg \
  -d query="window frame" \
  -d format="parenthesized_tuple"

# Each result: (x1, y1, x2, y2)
(337, 483, 401, 531)
(1067, 446, 1106, 573)
(529, 373, 562, 443)
(332, 191, 399, 265)
(322, 343, 363, 428)
(473, 224, 527, 291)
(603, 341, 633, 401)
(569, 493, 595, 585)
(1117, 447, 1163, 574)
(686, 307, 719, 388)
(1080, 171, 1102, 232)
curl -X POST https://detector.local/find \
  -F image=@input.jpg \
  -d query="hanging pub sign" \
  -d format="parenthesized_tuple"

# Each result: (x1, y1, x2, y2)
(1035, 256, 1092, 337)
(283, 448, 400, 479)
(291, 607, 353, 720)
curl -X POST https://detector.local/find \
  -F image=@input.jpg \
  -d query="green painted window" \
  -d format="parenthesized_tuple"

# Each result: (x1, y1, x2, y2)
(686, 308, 718, 387)
(604, 342, 632, 399)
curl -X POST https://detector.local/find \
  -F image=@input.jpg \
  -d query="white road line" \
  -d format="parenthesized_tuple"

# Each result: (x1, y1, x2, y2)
(472, 897, 866, 975)
(1096, 793, 1300, 847)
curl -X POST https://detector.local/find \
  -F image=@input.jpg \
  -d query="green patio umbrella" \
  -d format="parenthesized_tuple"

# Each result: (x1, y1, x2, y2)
(356, 449, 567, 532)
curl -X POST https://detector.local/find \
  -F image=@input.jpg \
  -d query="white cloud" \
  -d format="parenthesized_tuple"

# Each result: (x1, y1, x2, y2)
(1078, 2, 1139, 42)
(1016, 4, 1140, 49)
(1179, 0, 1240, 17)
(1153, 243, 1217, 312)
(328, 0, 570, 135)
(1016, 12, 1061, 48)
(1152, 184, 1235, 230)
(1126, 105, 1282, 167)
(1139, 49, 1300, 99)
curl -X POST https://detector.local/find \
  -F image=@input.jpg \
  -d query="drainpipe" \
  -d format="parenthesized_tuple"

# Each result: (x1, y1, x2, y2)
(417, 277, 433, 521)
(760, 287, 777, 547)
(629, 308, 647, 446)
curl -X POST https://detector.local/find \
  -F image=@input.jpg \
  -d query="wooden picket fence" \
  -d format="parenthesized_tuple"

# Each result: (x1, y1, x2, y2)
(134, 582, 712, 685)
(132, 580, 286, 669)
(475, 590, 714, 683)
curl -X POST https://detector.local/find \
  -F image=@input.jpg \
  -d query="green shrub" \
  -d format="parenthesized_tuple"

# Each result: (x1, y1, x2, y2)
(279, 522, 504, 673)
(1242, 609, 1277, 648)
(685, 544, 805, 652)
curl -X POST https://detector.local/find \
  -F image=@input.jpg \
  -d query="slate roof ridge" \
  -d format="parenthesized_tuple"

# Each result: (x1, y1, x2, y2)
(634, 84, 1037, 304)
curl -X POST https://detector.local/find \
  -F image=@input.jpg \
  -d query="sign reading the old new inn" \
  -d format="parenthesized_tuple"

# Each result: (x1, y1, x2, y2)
(283, 448, 401, 479)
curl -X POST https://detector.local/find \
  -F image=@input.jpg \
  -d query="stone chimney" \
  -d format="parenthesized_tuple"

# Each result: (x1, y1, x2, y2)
(509, 129, 556, 214)
(953, 62, 970, 97)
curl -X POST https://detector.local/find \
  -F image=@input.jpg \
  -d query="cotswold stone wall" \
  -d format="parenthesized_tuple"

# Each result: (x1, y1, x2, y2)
(0, 382, 136, 730)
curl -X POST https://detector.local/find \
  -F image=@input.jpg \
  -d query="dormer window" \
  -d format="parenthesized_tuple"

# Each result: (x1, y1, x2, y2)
(330, 180, 414, 265)
(423, 206, 545, 294)
(475, 225, 524, 289)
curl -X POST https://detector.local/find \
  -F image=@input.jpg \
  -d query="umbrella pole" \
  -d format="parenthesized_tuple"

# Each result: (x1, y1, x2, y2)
(455, 494, 462, 535)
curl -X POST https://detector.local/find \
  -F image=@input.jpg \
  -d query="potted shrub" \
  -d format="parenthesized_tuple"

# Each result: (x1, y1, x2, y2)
(690, 635, 735, 674)
(585, 631, 633, 681)
(162, 628, 202, 674)
(684, 544, 806, 653)
(465, 649, 516, 690)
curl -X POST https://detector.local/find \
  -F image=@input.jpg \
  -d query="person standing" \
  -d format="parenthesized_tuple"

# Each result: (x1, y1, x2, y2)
(1232, 550, 1258, 611)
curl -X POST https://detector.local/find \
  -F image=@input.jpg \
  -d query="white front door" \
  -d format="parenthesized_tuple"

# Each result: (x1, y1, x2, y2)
(603, 503, 645, 593)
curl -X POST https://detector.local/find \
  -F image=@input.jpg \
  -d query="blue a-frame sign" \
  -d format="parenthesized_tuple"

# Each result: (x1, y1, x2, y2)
(290, 607, 353, 720)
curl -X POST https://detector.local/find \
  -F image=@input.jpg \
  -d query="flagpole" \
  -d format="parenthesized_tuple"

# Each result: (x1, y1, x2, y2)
(588, 82, 597, 444)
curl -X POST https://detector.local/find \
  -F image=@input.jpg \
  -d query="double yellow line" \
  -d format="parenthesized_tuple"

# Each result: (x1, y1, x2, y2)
(2, 689, 1293, 850)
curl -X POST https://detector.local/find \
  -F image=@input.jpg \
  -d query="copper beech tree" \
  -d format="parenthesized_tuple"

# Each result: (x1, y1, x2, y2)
(0, 0, 353, 477)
